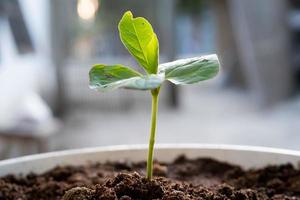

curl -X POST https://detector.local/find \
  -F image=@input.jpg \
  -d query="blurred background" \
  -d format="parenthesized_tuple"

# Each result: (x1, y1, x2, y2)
(1, 0, 300, 159)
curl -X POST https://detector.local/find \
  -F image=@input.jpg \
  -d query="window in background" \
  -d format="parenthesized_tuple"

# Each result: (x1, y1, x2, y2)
(175, 0, 216, 57)
(65, 0, 216, 61)
(68, 0, 157, 61)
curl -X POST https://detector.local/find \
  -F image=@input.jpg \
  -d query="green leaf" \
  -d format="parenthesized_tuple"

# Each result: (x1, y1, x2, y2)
(158, 54, 220, 85)
(89, 64, 163, 91)
(124, 74, 164, 90)
(118, 11, 159, 74)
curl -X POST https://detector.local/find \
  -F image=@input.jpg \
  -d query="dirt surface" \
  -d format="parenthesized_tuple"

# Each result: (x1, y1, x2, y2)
(0, 156, 300, 199)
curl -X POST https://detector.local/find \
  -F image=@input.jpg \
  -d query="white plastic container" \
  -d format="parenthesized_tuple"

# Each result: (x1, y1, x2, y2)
(0, 144, 299, 176)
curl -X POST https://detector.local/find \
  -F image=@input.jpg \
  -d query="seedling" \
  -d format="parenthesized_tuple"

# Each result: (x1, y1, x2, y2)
(89, 11, 220, 180)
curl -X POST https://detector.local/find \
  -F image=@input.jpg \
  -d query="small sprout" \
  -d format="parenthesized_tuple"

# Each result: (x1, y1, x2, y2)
(89, 11, 220, 180)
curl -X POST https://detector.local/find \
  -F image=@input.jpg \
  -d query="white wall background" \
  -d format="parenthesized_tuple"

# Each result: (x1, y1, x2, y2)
(0, 0, 56, 129)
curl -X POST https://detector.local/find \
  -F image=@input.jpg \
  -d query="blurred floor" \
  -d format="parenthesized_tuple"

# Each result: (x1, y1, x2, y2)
(52, 81, 300, 151)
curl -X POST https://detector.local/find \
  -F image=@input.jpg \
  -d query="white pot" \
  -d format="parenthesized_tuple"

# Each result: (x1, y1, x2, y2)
(0, 144, 300, 176)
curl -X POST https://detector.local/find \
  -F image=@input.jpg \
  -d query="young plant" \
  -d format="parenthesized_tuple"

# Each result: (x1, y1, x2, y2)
(89, 11, 220, 180)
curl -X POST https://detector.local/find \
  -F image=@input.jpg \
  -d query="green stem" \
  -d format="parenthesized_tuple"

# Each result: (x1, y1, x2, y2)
(146, 88, 160, 180)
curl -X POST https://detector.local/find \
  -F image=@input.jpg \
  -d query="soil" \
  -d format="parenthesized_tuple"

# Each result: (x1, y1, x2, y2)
(1, 156, 300, 199)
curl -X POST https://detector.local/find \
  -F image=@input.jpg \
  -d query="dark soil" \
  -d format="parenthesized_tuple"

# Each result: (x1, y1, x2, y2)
(1, 156, 300, 199)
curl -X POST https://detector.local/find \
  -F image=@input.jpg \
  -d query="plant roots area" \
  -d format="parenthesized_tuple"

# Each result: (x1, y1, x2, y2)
(1, 156, 300, 199)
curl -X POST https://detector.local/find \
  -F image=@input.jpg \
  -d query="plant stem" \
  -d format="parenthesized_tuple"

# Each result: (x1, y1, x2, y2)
(146, 88, 160, 180)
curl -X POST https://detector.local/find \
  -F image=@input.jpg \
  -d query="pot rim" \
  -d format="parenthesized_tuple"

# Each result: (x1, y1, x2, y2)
(1, 143, 300, 166)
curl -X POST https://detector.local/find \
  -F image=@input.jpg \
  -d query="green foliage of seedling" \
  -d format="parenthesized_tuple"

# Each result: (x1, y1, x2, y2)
(89, 11, 220, 180)
(118, 11, 159, 74)
(90, 64, 163, 91)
